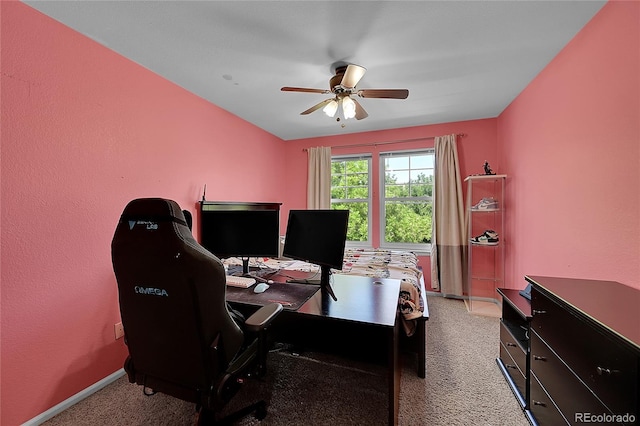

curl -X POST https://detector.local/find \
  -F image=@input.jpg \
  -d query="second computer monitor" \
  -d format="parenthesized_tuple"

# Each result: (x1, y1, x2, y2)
(283, 209, 349, 300)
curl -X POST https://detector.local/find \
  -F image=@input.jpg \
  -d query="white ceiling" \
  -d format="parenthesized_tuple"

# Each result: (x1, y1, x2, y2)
(23, 1, 606, 141)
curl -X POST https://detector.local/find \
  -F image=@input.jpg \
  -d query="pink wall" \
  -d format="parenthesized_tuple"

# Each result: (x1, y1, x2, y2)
(283, 119, 499, 287)
(498, 0, 639, 289)
(3, 0, 637, 424)
(1, 3, 285, 424)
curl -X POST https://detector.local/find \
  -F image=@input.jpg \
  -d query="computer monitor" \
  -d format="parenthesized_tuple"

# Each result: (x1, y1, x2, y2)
(199, 203, 280, 275)
(282, 209, 350, 301)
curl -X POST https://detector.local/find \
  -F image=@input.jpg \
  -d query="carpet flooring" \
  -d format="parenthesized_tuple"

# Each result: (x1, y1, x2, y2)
(43, 295, 528, 425)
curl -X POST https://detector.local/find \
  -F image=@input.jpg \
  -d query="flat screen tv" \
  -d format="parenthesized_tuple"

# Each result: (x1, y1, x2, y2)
(282, 209, 349, 301)
(199, 202, 280, 275)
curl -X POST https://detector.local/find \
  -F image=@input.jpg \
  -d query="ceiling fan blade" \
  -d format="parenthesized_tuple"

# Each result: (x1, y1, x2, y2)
(353, 98, 368, 120)
(281, 87, 330, 94)
(340, 64, 367, 89)
(300, 98, 334, 115)
(357, 89, 409, 99)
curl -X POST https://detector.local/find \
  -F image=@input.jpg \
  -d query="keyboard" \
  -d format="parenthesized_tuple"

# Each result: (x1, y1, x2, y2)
(225, 275, 256, 288)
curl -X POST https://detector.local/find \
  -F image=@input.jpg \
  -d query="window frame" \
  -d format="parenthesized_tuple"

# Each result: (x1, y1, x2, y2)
(330, 154, 373, 248)
(379, 149, 434, 254)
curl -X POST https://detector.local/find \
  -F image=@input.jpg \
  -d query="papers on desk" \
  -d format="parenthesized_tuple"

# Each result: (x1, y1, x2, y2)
(276, 260, 320, 272)
(222, 257, 320, 273)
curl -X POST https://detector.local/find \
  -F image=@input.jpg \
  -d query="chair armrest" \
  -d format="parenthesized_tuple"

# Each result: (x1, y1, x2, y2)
(244, 303, 283, 333)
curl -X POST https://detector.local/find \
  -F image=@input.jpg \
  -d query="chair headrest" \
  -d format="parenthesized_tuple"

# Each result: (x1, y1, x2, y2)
(118, 198, 188, 230)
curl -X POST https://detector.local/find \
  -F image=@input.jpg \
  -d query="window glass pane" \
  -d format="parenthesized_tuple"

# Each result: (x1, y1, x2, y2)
(332, 161, 346, 174)
(331, 187, 346, 199)
(347, 186, 368, 199)
(349, 172, 368, 186)
(409, 183, 432, 197)
(410, 169, 432, 182)
(381, 150, 434, 248)
(331, 157, 371, 243)
(332, 202, 368, 242)
(385, 183, 408, 198)
(331, 174, 345, 187)
(384, 201, 433, 244)
(386, 170, 409, 183)
(353, 159, 369, 170)
(385, 157, 409, 170)
(410, 155, 433, 169)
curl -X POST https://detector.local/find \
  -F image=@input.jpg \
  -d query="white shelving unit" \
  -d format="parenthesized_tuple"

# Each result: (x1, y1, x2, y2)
(464, 174, 506, 317)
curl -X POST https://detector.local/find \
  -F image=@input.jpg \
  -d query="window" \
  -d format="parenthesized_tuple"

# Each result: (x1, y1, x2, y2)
(380, 150, 434, 252)
(330, 149, 434, 253)
(330, 156, 372, 245)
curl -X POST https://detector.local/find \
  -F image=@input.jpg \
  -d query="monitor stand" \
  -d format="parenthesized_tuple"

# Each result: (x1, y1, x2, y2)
(286, 265, 337, 301)
(240, 257, 250, 275)
(226, 258, 251, 276)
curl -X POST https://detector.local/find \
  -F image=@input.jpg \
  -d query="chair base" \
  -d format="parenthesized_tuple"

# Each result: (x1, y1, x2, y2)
(198, 400, 267, 425)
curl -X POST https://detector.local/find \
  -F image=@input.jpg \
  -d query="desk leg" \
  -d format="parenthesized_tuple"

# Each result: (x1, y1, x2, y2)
(388, 313, 400, 426)
(417, 318, 426, 379)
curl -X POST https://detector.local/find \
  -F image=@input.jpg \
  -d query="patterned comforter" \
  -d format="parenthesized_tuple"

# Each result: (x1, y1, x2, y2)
(338, 248, 425, 336)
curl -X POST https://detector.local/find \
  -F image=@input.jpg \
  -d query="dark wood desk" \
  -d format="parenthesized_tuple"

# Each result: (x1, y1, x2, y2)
(226, 271, 402, 426)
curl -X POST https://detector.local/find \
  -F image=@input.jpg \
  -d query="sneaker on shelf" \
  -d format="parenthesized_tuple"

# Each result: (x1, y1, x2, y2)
(471, 197, 499, 211)
(470, 230, 499, 246)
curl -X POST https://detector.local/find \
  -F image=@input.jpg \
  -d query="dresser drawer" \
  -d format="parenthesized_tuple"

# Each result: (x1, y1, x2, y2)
(500, 321, 527, 374)
(530, 370, 569, 425)
(531, 331, 613, 423)
(531, 288, 638, 416)
(500, 342, 526, 399)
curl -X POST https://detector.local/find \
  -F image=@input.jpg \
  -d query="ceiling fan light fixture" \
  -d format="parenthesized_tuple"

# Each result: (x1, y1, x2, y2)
(323, 99, 338, 117)
(282, 63, 408, 121)
(342, 96, 356, 119)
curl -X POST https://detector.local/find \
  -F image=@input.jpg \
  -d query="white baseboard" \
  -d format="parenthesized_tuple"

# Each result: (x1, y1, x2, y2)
(22, 369, 126, 426)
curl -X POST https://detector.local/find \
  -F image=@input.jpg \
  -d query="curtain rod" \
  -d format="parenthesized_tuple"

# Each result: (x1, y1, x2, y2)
(302, 133, 465, 151)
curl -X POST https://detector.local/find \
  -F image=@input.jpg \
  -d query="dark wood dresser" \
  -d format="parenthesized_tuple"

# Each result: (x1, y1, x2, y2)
(526, 275, 639, 425)
(497, 288, 532, 411)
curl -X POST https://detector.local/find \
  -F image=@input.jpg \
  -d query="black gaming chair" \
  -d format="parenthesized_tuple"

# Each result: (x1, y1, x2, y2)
(111, 198, 282, 424)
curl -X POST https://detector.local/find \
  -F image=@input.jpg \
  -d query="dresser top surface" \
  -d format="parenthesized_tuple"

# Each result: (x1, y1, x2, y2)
(526, 275, 640, 351)
(497, 288, 532, 319)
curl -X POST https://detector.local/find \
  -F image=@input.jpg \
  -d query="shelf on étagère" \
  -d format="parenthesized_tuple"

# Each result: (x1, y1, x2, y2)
(464, 174, 507, 182)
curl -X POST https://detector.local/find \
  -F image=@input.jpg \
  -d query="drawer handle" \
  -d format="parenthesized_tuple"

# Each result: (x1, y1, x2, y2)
(505, 363, 518, 370)
(506, 342, 517, 347)
(532, 400, 547, 407)
(533, 355, 547, 361)
(532, 309, 546, 315)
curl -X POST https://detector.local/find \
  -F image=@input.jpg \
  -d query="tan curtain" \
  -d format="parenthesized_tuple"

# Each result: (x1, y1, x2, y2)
(430, 134, 466, 296)
(307, 146, 332, 209)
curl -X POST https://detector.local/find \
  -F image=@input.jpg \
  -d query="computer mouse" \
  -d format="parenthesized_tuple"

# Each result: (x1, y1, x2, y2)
(253, 283, 270, 293)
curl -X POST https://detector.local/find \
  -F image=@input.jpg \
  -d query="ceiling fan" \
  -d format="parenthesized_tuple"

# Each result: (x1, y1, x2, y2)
(281, 64, 409, 121)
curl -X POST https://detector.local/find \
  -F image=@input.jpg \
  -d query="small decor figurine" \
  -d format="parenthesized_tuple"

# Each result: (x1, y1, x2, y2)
(483, 161, 496, 175)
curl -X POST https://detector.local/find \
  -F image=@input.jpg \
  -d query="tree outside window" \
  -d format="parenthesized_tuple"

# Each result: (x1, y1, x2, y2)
(381, 151, 434, 250)
(330, 157, 371, 244)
